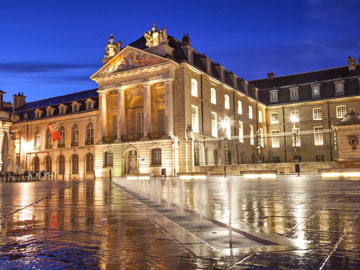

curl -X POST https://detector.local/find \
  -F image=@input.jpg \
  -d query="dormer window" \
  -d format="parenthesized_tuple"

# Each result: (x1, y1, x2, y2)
(34, 109, 43, 119)
(311, 84, 321, 98)
(269, 90, 278, 103)
(289, 87, 299, 101)
(86, 98, 95, 110)
(46, 106, 55, 117)
(72, 101, 81, 113)
(59, 104, 68, 115)
(335, 80, 345, 96)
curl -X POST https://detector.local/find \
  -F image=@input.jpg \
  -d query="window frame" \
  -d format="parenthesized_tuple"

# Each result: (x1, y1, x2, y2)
(210, 88, 216, 104)
(224, 94, 230, 110)
(191, 78, 198, 97)
(336, 105, 346, 119)
(313, 108, 323, 120)
(191, 105, 199, 133)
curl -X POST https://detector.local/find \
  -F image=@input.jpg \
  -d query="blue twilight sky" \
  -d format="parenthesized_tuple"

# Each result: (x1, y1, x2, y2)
(0, 0, 359, 102)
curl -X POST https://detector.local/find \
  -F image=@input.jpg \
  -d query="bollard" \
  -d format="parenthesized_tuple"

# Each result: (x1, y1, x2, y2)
(295, 163, 300, 177)
(109, 169, 112, 181)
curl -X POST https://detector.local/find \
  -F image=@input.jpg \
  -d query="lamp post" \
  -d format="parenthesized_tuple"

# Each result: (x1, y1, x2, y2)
(291, 115, 300, 176)
(221, 120, 229, 178)
(256, 129, 262, 163)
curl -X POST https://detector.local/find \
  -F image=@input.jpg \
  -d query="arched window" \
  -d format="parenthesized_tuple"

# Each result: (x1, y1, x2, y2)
(71, 154, 79, 174)
(58, 155, 65, 175)
(104, 151, 113, 167)
(58, 126, 65, 147)
(151, 148, 162, 165)
(34, 130, 41, 149)
(86, 123, 94, 145)
(46, 129, 52, 148)
(33, 156, 40, 171)
(258, 110, 263, 123)
(213, 150, 218, 166)
(45, 156, 52, 172)
(86, 153, 94, 173)
(71, 125, 79, 146)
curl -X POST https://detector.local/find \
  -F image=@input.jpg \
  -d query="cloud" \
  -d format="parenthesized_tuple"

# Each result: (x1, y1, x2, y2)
(0, 61, 99, 74)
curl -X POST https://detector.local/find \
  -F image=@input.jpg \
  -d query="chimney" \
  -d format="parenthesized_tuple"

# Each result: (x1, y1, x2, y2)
(229, 73, 238, 89)
(200, 55, 212, 74)
(268, 72, 275, 80)
(182, 33, 190, 46)
(13, 92, 26, 111)
(181, 36, 193, 65)
(348, 56, 356, 71)
(214, 64, 225, 82)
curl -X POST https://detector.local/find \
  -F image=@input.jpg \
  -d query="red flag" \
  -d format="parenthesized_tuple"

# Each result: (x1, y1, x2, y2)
(48, 123, 60, 141)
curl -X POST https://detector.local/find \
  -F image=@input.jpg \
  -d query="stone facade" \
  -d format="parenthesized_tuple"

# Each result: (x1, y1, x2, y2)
(2, 25, 360, 179)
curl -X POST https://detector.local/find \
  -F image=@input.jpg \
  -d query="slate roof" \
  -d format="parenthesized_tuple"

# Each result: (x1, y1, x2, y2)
(14, 89, 98, 122)
(250, 65, 360, 105)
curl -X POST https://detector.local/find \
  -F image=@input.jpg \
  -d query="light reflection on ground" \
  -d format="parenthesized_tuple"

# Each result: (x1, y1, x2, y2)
(0, 176, 359, 269)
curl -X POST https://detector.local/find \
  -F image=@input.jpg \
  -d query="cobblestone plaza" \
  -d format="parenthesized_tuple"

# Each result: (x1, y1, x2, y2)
(1, 176, 360, 269)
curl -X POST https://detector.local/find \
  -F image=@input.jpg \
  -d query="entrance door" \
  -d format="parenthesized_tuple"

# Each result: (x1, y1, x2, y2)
(127, 150, 138, 174)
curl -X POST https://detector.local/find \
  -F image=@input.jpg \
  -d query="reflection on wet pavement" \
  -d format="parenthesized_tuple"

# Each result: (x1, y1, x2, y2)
(0, 175, 360, 269)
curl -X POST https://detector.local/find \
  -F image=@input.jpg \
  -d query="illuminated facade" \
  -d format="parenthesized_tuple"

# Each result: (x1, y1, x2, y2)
(4, 25, 360, 178)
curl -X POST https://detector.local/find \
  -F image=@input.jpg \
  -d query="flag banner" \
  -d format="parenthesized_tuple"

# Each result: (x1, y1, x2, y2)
(48, 123, 60, 141)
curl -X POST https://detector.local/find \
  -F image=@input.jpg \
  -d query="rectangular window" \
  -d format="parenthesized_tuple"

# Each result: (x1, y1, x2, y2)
(313, 108, 322, 120)
(314, 126, 324, 146)
(270, 90, 278, 103)
(191, 105, 199, 133)
(290, 87, 299, 101)
(191, 78, 198, 97)
(271, 112, 279, 124)
(225, 116, 231, 139)
(336, 105, 346, 119)
(292, 128, 301, 147)
(259, 128, 264, 147)
(290, 110, 300, 122)
(258, 110, 263, 123)
(335, 81, 344, 96)
(136, 112, 144, 134)
(237, 100, 242, 114)
(211, 88, 216, 104)
(271, 130, 280, 148)
(238, 121, 244, 143)
(249, 106, 253, 119)
(249, 124, 254, 145)
(312, 84, 320, 98)
(224, 94, 230, 110)
(211, 112, 218, 137)
(158, 109, 164, 132)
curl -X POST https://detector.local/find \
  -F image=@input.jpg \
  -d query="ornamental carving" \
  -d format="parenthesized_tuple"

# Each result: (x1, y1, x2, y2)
(144, 23, 168, 47)
(99, 50, 162, 76)
(104, 34, 122, 59)
(348, 135, 359, 150)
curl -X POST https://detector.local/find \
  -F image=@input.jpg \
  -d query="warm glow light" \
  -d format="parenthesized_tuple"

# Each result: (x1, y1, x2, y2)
(244, 174, 276, 179)
(290, 115, 297, 123)
(260, 174, 276, 179)
(322, 172, 341, 177)
(127, 176, 138, 180)
(138, 176, 150, 180)
(243, 174, 259, 179)
(220, 120, 227, 129)
(342, 172, 360, 177)
(179, 175, 206, 180)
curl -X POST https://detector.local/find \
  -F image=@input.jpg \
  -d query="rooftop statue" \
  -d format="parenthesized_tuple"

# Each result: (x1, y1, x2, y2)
(104, 34, 122, 58)
(144, 23, 168, 47)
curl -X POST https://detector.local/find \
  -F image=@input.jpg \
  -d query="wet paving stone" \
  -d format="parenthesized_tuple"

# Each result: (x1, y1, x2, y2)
(1, 176, 360, 268)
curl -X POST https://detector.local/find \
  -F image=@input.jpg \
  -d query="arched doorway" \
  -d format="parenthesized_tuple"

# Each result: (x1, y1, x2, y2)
(125, 150, 138, 174)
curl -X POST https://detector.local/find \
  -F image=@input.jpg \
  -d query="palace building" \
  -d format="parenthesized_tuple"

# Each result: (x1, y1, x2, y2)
(1, 24, 360, 179)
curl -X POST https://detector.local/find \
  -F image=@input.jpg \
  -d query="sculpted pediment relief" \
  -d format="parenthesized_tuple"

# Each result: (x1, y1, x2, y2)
(93, 47, 165, 78)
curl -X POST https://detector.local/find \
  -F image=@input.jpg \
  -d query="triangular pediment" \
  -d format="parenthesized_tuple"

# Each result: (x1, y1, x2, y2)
(91, 46, 169, 79)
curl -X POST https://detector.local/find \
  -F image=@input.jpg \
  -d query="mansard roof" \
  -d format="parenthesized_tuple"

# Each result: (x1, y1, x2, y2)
(250, 65, 360, 90)
(14, 89, 98, 121)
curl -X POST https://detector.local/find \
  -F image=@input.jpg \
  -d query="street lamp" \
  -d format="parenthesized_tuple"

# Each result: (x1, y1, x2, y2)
(221, 119, 229, 177)
(291, 115, 300, 176)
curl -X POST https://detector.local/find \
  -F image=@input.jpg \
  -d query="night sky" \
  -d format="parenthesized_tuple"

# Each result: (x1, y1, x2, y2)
(1, 0, 359, 102)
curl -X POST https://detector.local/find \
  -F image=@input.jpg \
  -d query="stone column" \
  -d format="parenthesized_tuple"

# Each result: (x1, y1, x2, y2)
(98, 92, 107, 143)
(117, 87, 126, 141)
(143, 83, 151, 137)
(165, 79, 174, 136)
